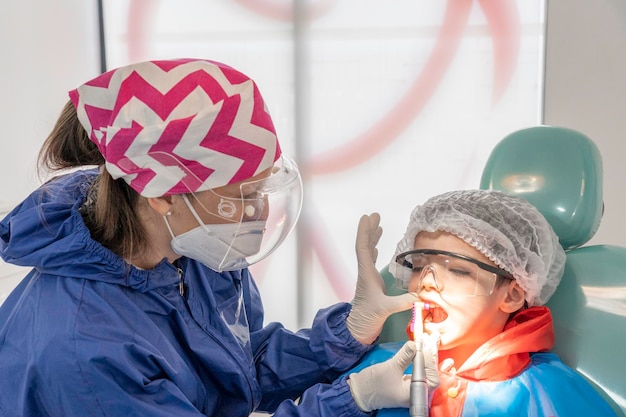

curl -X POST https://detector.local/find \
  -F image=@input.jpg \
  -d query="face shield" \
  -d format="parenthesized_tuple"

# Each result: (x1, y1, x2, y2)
(212, 153, 303, 270)
(117, 152, 303, 271)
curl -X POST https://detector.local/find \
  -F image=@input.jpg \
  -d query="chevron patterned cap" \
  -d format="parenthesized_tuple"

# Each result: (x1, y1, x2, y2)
(69, 58, 281, 197)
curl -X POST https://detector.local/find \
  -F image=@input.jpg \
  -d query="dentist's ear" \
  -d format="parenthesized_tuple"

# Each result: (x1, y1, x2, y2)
(501, 281, 526, 313)
(147, 195, 175, 217)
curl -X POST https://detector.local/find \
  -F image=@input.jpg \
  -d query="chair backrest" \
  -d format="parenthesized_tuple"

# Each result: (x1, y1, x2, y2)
(480, 125, 626, 416)
(479, 126, 604, 251)
(379, 265, 412, 343)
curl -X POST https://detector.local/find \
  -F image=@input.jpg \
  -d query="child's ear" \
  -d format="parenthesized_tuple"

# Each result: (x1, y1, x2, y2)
(500, 281, 526, 313)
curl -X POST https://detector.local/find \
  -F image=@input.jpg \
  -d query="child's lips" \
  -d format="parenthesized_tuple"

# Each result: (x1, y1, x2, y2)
(406, 301, 448, 339)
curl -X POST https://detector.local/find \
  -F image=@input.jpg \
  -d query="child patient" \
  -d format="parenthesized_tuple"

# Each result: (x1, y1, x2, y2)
(351, 189, 619, 416)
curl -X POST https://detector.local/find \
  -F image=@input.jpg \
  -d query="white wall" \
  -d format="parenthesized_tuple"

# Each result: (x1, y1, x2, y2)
(2, 0, 626, 298)
(0, 2, 549, 324)
(544, 0, 626, 246)
(0, 0, 101, 209)
(0, 0, 101, 301)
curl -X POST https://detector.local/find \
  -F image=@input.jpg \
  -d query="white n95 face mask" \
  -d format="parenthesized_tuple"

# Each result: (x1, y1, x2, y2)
(164, 194, 266, 272)
(168, 220, 265, 272)
(157, 154, 302, 272)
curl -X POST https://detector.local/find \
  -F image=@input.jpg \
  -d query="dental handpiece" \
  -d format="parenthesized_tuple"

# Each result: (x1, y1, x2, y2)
(410, 302, 428, 417)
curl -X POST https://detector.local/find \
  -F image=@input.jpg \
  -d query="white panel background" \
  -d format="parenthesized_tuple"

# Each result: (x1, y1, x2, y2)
(1, 0, 624, 331)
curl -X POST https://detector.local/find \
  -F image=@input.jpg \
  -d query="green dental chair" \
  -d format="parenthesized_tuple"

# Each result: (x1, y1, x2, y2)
(479, 125, 625, 416)
(379, 125, 626, 416)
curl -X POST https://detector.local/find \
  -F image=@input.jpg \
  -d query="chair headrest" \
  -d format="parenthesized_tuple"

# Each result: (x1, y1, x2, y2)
(480, 126, 603, 250)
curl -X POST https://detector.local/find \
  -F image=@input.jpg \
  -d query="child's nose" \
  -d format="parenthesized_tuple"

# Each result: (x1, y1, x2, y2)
(419, 266, 439, 291)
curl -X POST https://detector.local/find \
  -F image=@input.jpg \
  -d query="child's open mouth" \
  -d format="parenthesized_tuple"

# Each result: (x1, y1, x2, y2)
(424, 303, 448, 324)
(406, 302, 449, 339)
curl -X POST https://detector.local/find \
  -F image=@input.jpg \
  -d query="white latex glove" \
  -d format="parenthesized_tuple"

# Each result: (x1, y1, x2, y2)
(347, 213, 417, 344)
(347, 341, 417, 412)
(348, 337, 440, 413)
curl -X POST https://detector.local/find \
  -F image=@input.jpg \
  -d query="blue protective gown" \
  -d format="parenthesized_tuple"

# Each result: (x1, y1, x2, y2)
(346, 308, 619, 417)
(0, 169, 372, 417)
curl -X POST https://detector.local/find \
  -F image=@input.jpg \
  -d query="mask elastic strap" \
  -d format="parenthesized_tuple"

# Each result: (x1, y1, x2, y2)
(182, 194, 214, 233)
(163, 215, 177, 239)
(163, 194, 213, 239)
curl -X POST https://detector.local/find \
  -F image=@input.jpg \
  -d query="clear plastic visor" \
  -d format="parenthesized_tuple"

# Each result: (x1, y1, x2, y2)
(189, 154, 303, 270)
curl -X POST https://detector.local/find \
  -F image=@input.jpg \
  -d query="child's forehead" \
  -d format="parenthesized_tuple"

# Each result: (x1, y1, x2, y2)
(413, 230, 493, 265)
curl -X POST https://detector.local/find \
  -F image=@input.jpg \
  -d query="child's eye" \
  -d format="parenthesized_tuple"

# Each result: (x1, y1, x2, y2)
(449, 267, 472, 277)
(412, 266, 424, 273)
(401, 259, 414, 269)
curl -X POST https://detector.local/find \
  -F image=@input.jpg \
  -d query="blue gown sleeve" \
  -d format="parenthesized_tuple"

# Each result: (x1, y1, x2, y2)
(271, 376, 370, 417)
(232, 267, 373, 416)
(251, 302, 373, 413)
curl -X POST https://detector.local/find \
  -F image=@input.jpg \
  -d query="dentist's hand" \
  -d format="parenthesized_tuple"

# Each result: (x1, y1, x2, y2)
(348, 336, 440, 413)
(347, 213, 417, 344)
(347, 341, 416, 412)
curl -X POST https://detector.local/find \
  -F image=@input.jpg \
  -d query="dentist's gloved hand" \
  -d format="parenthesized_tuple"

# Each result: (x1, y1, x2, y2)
(347, 337, 441, 413)
(347, 213, 417, 344)
(347, 341, 417, 412)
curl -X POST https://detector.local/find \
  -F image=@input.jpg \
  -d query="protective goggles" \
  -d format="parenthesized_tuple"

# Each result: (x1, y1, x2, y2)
(394, 249, 514, 296)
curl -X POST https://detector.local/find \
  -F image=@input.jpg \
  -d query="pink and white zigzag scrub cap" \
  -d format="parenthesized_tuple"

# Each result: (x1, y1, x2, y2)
(69, 58, 281, 197)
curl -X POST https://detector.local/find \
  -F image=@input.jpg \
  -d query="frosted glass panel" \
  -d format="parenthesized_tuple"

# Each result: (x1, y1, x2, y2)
(102, 0, 545, 329)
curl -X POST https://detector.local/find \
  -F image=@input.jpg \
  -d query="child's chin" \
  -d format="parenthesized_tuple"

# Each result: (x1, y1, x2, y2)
(423, 321, 444, 335)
